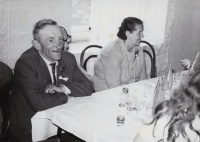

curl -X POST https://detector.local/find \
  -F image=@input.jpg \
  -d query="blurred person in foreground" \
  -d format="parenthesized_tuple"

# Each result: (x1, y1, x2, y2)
(93, 17, 147, 92)
(133, 68, 200, 142)
(9, 19, 94, 142)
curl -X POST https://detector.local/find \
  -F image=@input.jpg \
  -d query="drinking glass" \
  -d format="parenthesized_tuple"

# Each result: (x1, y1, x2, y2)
(143, 83, 152, 98)
(131, 95, 138, 118)
(173, 72, 181, 86)
(119, 91, 125, 107)
(135, 97, 144, 119)
(117, 115, 125, 126)
(145, 99, 152, 116)
(126, 95, 135, 113)
(143, 83, 152, 108)
(180, 72, 188, 83)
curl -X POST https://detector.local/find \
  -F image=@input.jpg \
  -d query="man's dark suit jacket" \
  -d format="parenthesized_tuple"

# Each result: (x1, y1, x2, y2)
(9, 47, 94, 142)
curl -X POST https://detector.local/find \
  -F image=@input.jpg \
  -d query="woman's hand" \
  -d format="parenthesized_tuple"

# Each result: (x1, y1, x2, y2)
(181, 59, 191, 69)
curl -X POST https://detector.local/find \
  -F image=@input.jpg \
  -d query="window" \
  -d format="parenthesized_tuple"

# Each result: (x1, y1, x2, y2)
(71, 0, 91, 43)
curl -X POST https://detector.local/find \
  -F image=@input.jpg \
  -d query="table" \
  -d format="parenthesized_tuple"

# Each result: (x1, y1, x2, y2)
(32, 78, 159, 142)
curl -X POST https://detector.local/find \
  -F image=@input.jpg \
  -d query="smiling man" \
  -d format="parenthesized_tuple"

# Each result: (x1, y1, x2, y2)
(9, 19, 94, 142)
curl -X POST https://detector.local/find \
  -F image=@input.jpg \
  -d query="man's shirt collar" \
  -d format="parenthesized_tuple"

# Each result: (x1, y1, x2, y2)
(39, 52, 58, 66)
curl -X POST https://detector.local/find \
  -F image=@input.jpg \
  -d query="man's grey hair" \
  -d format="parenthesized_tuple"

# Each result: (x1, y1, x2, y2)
(32, 19, 57, 40)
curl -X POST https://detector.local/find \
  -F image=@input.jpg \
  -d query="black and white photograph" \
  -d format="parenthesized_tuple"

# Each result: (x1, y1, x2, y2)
(0, 0, 200, 142)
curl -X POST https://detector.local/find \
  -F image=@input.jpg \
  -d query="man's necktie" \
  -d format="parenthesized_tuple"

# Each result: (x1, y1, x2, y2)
(50, 62, 57, 85)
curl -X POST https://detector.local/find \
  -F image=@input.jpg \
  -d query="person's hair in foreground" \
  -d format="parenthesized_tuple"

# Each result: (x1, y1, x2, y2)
(150, 69, 200, 141)
(32, 19, 57, 40)
(117, 17, 143, 40)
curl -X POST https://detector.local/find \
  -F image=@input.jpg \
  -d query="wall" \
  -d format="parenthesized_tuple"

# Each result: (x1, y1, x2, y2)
(169, 0, 200, 71)
(0, 0, 72, 68)
(0, 0, 9, 65)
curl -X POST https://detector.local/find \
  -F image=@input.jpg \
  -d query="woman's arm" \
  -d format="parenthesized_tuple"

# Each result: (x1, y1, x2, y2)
(104, 49, 122, 88)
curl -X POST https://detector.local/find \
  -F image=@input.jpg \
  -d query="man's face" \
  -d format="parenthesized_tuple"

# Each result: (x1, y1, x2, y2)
(37, 25, 64, 62)
(128, 24, 144, 47)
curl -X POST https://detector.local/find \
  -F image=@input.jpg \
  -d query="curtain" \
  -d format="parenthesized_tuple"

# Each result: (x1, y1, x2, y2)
(90, 0, 169, 46)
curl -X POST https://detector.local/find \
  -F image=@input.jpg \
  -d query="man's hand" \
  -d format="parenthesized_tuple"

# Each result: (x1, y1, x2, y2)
(181, 59, 191, 69)
(44, 84, 66, 94)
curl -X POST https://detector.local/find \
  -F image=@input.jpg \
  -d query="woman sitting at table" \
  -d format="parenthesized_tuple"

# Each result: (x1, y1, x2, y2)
(133, 68, 200, 142)
(93, 17, 147, 92)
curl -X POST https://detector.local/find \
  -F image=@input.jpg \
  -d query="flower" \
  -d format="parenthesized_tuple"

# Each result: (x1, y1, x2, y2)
(135, 49, 139, 60)
(60, 66, 66, 77)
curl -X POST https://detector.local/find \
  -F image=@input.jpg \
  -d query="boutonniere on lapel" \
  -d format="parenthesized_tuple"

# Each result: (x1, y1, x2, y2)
(59, 66, 68, 81)
(135, 49, 139, 60)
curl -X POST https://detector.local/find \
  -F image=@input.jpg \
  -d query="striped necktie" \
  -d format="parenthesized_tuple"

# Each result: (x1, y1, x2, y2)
(50, 62, 57, 85)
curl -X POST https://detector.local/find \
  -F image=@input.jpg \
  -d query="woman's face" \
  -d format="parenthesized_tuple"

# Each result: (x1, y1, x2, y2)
(126, 24, 144, 47)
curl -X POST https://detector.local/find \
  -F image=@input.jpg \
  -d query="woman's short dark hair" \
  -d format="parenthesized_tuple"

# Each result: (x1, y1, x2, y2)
(117, 17, 143, 40)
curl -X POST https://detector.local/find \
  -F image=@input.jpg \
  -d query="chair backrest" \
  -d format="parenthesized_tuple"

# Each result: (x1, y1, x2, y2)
(0, 61, 13, 141)
(80, 45, 102, 71)
(140, 41, 157, 78)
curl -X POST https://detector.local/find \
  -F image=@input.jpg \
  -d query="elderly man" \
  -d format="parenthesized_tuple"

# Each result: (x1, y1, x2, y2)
(9, 19, 94, 142)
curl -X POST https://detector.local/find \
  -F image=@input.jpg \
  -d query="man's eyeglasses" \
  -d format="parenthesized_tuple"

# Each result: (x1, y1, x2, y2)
(63, 35, 72, 44)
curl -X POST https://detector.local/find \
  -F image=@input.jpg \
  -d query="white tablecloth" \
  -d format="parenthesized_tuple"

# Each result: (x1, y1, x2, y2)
(32, 78, 159, 142)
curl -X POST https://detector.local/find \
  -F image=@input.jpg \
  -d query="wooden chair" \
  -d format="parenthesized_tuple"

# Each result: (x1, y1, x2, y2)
(141, 41, 157, 78)
(80, 45, 102, 71)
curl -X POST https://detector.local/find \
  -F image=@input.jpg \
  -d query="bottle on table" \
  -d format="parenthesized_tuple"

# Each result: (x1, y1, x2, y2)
(164, 64, 173, 91)
(152, 77, 165, 113)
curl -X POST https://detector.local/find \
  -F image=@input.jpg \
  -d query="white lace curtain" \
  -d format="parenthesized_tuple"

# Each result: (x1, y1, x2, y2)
(90, 0, 169, 46)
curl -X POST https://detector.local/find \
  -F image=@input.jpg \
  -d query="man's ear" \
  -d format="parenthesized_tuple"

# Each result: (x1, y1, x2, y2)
(32, 40, 41, 51)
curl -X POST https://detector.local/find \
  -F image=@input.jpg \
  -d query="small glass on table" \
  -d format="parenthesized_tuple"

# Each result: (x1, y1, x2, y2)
(143, 83, 153, 116)
(126, 94, 135, 113)
(131, 95, 144, 120)
(173, 71, 181, 86)
(117, 115, 125, 126)
(143, 83, 152, 98)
